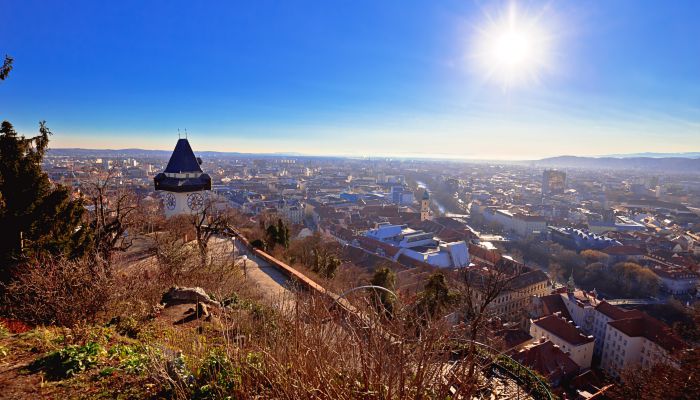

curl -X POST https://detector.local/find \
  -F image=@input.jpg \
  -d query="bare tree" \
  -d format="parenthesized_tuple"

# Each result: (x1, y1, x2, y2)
(192, 199, 235, 266)
(452, 259, 524, 395)
(82, 172, 141, 267)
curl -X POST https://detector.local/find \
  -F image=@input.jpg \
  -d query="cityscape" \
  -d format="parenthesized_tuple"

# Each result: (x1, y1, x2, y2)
(1, 1, 699, 399)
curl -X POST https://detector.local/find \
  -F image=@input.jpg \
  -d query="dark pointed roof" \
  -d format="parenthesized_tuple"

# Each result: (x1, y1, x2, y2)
(154, 138, 211, 192)
(422, 190, 430, 200)
(164, 139, 203, 173)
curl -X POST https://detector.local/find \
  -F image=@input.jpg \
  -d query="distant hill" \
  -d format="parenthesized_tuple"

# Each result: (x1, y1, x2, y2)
(46, 148, 303, 159)
(602, 152, 700, 159)
(535, 156, 700, 172)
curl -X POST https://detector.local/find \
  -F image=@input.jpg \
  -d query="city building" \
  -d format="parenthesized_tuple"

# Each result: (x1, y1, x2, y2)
(513, 339, 580, 387)
(420, 190, 431, 221)
(601, 313, 685, 379)
(548, 226, 621, 250)
(649, 264, 698, 295)
(363, 223, 469, 268)
(480, 207, 547, 237)
(542, 169, 566, 196)
(530, 313, 595, 369)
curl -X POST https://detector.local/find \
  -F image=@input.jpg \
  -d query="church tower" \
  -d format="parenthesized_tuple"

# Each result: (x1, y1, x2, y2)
(420, 190, 431, 221)
(154, 138, 212, 218)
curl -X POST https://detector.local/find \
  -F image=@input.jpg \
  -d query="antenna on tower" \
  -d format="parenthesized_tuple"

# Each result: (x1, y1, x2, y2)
(178, 128, 181, 139)
(184, 128, 188, 139)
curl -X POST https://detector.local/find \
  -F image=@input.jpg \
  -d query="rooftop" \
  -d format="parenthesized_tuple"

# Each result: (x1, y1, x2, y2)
(164, 138, 204, 173)
(533, 314, 594, 346)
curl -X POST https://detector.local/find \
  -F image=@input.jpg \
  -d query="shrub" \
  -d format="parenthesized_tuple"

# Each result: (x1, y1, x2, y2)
(0, 321, 8, 338)
(31, 341, 105, 380)
(1, 257, 112, 327)
(109, 344, 149, 374)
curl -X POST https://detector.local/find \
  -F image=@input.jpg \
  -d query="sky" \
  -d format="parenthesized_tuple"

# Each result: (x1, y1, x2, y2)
(1, 0, 699, 160)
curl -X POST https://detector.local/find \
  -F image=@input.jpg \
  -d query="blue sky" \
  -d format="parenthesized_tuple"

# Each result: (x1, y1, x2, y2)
(1, 0, 699, 159)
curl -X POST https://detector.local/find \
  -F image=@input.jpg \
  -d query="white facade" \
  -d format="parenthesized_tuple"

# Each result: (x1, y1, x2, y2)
(530, 315, 595, 369)
(600, 323, 676, 379)
(481, 208, 547, 237)
(162, 191, 207, 218)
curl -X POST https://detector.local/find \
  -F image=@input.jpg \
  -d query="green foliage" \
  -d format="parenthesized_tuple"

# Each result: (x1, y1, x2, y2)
(371, 266, 397, 316)
(109, 315, 141, 339)
(416, 272, 459, 319)
(193, 349, 241, 399)
(0, 55, 12, 81)
(264, 218, 291, 250)
(32, 341, 105, 380)
(311, 249, 340, 279)
(108, 344, 149, 374)
(0, 321, 8, 338)
(251, 238, 266, 250)
(0, 121, 91, 276)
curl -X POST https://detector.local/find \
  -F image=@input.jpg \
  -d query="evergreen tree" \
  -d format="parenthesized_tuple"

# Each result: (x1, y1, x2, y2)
(276, 218, 289, 248)
(0, 121, 90, 279)
(265, 223, 279, 248)
(0, 55, 12, 81)
(371, 266, 397, 316)
(416, 272, 458, 319)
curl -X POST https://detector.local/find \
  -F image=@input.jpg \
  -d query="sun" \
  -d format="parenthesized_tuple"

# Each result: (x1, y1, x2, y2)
(473, 2, 552, 89)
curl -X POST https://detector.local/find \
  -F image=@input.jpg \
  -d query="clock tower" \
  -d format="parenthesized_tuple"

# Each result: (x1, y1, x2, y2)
(154, 138, 212, 218)
(420, 190, 431, 221)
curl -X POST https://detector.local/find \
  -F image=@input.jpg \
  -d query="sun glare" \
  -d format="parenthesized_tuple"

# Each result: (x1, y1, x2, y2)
(473, 2, 552, 89)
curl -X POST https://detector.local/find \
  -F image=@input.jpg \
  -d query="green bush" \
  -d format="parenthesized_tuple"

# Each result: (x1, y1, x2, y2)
(32, 341, 105, 380)
(194, 349, 241, 399)
(108, 344, 149, 374)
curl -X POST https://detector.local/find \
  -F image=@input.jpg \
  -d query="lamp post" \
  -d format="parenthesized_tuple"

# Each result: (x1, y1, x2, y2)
(240, 255, 248, 280)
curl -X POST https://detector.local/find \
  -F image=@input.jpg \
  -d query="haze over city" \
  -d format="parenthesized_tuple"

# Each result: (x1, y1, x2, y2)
(2, 0, 699, 159)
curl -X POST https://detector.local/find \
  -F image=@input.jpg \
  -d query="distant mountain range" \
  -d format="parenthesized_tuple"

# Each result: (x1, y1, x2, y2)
(47, 147, 700, 172)
(535, 155, 700, 172)
(601, 152, 700, 159)
(47, 147, 308, 159)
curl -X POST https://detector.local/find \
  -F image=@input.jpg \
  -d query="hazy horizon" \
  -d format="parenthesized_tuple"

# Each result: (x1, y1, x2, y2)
(3, 0, 699, 159)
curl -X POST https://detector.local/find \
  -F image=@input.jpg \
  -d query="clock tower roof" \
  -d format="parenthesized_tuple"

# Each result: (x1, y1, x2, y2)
(154, 138, 212, 193)
(164, 138, 203, 173)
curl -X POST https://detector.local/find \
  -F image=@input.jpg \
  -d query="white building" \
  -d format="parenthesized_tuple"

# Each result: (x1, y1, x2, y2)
(601, 313, 685, 379)
(364, 223, 469, 268)
(478, 206, 547, 237)
(530, 313, 595, 369)
(533, 287, 687, 379)
(650, 266, 699, 295)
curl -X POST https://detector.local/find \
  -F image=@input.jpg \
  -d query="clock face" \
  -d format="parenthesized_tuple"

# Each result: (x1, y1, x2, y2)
(187, 192, 204, 211)
(165, 193, 176, 210)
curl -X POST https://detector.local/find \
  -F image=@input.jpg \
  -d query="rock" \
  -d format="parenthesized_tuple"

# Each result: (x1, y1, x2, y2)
(161, 286, 220, 307)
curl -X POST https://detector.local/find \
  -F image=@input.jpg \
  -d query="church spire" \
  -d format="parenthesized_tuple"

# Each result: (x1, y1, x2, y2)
(566, 272, 576, 295)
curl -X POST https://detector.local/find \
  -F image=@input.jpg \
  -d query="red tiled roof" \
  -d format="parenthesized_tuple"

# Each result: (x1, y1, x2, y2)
(608, 314, 686, 353)
(353, 236, 400, 258)
(496, 328, 533, 349)
(602, 245, 645, 256)
(533, 314, 594, 346)
(468, 243, 501, 265)
(514, 341, 579, 385)
(539, 294, 573, 321)
(594, 301, 643, 320)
